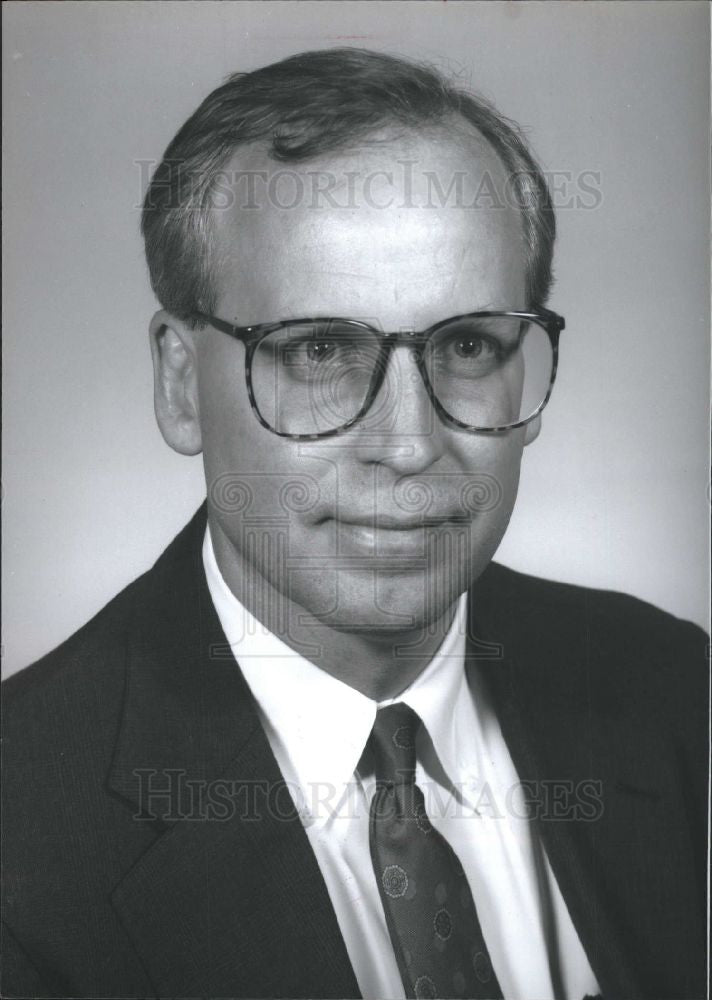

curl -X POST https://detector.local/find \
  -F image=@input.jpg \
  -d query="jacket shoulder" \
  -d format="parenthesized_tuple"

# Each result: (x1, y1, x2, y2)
(1, 572, 147, 797)
(2, 506, 205, 743)
(486, 560, 707, 641)
(481, 561, 709, 721)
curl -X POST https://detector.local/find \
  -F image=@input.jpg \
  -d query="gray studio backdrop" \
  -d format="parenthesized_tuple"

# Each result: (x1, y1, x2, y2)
(2, 1, 710, 678)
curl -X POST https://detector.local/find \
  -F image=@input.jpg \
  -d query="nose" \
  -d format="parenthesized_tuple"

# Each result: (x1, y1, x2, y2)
(351, 343, 447, 473)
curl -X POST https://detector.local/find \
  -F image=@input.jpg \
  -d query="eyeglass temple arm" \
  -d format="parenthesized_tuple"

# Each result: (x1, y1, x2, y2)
(193, 312, 267, 343)
(534, 307, 566, 332)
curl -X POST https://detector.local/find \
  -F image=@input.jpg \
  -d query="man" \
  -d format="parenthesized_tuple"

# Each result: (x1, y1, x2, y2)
(2, 48, 707, 1000)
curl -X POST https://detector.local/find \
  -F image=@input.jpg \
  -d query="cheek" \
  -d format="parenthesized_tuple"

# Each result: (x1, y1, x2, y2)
(197, 344, 288, 514)
(196, 344, 326, 584)
(447, 430, 526, 564)
(450, 426, 526, 502)
(198, 344, 248, 453)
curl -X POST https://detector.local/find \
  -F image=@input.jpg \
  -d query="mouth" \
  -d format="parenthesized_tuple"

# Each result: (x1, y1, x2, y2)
(327, 515, 471, 557)
(338, 515, 464, 530)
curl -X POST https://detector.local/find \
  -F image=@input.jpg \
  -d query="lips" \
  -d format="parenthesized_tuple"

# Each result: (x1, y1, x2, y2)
(328, 513, 467, 530)
(327, 516, 470, 558)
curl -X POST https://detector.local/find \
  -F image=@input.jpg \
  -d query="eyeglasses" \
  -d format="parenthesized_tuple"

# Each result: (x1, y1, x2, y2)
(194, 308, 565, 439)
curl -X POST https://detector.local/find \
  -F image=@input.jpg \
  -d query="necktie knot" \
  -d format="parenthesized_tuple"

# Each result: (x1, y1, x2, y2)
(370, 702, 420, 786)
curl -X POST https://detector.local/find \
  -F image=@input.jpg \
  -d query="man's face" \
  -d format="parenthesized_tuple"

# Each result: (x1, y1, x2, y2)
(193, 128, 535, 634)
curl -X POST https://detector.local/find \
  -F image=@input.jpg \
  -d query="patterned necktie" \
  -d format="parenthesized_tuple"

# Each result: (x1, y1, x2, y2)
(368, 702, 503, 1000)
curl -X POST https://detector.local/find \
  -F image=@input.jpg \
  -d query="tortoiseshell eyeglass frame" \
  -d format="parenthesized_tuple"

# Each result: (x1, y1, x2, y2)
(193, 308, 566, 440)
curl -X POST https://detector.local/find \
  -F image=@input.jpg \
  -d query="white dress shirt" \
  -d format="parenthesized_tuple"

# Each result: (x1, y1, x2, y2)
(203, 526, 600, 1000)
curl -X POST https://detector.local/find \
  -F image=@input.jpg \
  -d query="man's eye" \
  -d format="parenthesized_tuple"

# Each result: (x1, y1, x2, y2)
(453, 336, 493, 360)
(279, 337, 340, 367)
(445, 334, 502, 362)
(305, 340, 337, 363)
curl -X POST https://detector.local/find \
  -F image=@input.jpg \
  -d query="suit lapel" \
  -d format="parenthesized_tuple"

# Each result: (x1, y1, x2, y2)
(107, 506, 361, 999)
(468, 564, 662, 1000)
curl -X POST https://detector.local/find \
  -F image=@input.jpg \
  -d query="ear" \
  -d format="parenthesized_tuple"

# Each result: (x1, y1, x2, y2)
(149, 310, 203, 455)
(523, 413, 541, 446)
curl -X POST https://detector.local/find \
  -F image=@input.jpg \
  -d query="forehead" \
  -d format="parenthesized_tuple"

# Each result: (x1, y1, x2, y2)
(211, 127, 526, 324)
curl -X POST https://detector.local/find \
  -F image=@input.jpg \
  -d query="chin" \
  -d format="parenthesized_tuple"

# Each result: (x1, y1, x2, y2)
(288, 556, 480, 636)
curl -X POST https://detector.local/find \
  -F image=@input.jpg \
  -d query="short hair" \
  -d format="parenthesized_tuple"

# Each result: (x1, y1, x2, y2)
(142, 47, 556, 325)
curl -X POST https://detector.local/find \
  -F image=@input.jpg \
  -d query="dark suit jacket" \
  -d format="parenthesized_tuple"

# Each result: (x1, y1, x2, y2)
(2, 504, 708, 999)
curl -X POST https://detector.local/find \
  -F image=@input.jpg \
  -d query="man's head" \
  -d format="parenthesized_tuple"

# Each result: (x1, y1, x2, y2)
(142, 48, 558, 641)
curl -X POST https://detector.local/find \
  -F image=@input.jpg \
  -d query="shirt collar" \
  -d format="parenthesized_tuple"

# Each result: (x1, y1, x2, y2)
(203, 524, 469, 812)
(379, 595, 470, 782)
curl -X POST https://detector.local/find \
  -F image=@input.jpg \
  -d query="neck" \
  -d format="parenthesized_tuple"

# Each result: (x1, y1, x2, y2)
(208, 514, 461, 702)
